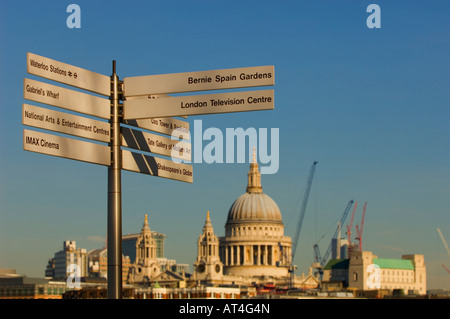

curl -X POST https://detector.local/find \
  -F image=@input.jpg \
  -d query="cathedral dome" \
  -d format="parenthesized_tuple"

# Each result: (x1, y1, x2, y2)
(227, 192, 283, 224)
(226, 150, 283, 225)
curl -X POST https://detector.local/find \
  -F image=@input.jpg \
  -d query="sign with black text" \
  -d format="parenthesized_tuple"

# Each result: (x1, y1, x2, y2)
(121, 127, 191, 161)
(123, 89, 274, 119)
(22, 104, 110, 143)
(123, 117, 190, 140)
(23, 129, 110, 166)
(122, 149, 193, 183)
(24, 78, 110, 119)
(123, 65, 274, 96)
(27, 52, 110, 96)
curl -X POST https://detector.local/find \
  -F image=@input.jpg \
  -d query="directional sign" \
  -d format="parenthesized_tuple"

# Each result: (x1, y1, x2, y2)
(23, 129, 110, 166)
(123, 89, 274, 119)
(123, 65, 274, 96)
(121, 127, 191, 161)
(24, 78, 110, 119)
(27, 52, 110, 96)
(22, 104, 110, 143)
(123, 117, 190, 140)
(122, 149, 193, 183)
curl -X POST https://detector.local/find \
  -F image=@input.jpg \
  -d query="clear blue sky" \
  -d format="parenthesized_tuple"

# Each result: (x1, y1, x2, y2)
(1, 1, 449, 290)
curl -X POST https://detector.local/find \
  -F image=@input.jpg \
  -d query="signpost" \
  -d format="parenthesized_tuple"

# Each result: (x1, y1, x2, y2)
(21, 52, 275, 299)
(108, 62, 121, 299)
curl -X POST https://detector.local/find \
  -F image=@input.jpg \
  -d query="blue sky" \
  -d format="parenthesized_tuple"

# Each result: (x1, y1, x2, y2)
(1, 1, 449, 290)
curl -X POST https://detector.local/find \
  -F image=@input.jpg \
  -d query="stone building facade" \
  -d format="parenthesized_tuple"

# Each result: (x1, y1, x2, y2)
(323, 250, 427, 295)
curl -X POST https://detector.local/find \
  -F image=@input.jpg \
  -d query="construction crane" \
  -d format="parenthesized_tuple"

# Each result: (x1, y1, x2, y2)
(313, 243, 322, 265)
(346, 201, 358, 247)
(355, 202, 367, 251)
(277, 243, 289, 267)
(442, 265, 450, 275)
(312, 200, 354, 278)
(436, 228, 450, 256)
(280, 161, 318, 288)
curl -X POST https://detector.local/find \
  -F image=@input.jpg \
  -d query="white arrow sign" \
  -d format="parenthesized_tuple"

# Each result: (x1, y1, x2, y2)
(27, 52, 110, 96)
(123, 65, 274, 96)
(122, 150, 193, 183)
(23, 129, 110, 166)
(24, 78, 110, 119)
(123, 89, 274, 120)
(123, 117, 190, 140)
(121, 127, 191, 161)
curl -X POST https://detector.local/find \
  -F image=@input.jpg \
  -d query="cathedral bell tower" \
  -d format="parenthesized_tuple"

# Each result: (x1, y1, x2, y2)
(129, 215, 161, 283)
(247, 147, 263, 193)
(194, 211, 223, 282)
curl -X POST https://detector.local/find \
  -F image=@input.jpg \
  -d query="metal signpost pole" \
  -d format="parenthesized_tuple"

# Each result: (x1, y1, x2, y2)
(107, 60, 123, 299)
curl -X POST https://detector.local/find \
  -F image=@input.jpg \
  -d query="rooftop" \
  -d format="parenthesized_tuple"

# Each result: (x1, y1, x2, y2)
(324, 259, 350, 270)
(372, 258, 414, 270)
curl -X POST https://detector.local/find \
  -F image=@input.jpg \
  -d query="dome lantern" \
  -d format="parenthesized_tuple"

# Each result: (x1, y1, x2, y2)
(226, 150, 283, 225)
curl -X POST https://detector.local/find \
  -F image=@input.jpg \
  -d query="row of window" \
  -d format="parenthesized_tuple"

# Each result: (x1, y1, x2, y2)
(141, 292, 238, 299)
(228, 226, 283, 237)
(382, 270, 414, 277)
(383, 277, 414, 283)
(379, 285, 423, 292)
(0, 286, 66, 296)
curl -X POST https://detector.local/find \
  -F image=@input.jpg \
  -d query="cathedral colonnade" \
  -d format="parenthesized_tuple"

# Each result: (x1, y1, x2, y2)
(219, 243, 291, 267)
